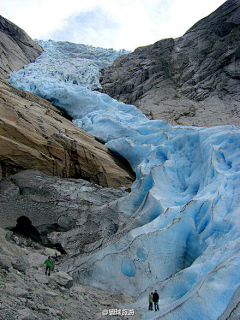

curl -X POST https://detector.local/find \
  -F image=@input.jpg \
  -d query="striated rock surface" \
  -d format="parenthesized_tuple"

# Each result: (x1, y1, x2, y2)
(99, 0, 240, 127)
(0, 15, 134, 188)
(0, 79, 134, 187)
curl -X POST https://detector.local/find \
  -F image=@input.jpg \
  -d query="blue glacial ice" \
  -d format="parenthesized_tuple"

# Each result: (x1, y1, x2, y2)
(8, 40, 240, 319)
(9, 39, 129, 90)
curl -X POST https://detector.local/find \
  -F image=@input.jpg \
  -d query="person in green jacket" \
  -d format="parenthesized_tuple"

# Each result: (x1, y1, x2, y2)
(45, 257, 52, 276)
(149, 292, 153, 310)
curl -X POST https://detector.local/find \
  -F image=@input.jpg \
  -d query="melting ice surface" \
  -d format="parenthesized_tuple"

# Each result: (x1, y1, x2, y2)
(9, 40, 240, 319)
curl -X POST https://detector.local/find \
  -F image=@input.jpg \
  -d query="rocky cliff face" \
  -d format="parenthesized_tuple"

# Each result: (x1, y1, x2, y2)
(0, 15, 134, 188)
(0, 15, 43, 79)
(99, 0, 240, 127)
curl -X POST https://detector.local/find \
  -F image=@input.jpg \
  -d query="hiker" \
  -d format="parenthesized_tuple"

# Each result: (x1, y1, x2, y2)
(149, 292, 153, 310)
(153, 290, 159, 311)
(44, 256, 52, 276)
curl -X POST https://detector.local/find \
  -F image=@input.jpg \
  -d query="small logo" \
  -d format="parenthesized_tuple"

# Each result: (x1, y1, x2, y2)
(102, 309, 108, 315)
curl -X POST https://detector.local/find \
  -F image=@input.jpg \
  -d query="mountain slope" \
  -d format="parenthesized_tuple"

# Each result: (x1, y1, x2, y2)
(99, 0, 240, 127)
(0, 16, 135, 188)
(0, 15, 43, 79)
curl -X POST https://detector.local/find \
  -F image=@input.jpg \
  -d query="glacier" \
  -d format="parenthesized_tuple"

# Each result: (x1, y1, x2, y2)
(8, 40, 240, 319)
(9, 39, 129, 90)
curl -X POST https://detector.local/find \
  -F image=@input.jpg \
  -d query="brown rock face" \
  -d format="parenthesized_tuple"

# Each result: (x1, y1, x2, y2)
(0, 79, 135, 187)
(99, 0, 240, 127)
(0, 16, 135, 188)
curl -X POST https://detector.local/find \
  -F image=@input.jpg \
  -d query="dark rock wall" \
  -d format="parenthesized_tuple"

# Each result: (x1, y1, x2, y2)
(99, 0, 240, 127)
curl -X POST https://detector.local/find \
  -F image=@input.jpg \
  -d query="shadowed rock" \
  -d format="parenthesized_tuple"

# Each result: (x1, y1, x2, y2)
(11, 216, 42, 244)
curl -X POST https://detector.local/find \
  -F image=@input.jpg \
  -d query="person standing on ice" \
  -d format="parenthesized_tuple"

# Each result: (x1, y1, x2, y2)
(153, 290, 159, 311)
(149, 292, 153, 310)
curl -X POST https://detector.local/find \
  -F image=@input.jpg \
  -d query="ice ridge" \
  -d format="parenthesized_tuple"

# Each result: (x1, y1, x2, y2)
(8, 40, 240, 320)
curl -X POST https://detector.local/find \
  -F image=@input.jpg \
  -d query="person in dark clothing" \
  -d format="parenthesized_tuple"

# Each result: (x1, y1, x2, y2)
(153, 290, 159, 311)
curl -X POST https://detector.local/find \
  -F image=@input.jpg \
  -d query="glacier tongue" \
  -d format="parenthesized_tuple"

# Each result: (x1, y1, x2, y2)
(8, 40, 240, 319)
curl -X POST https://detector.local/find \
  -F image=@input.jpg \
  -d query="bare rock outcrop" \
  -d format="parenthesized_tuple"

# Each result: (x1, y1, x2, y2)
(0, 15, 135, 188)
(0, 15, 43, 79)
(0, 79, 135, 187)
(99, 0, 240, 127)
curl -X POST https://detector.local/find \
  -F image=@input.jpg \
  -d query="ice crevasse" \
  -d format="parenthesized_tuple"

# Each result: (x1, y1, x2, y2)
(9, 40, 240, 319)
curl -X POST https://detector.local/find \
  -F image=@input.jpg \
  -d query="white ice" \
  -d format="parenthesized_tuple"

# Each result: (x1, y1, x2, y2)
(8, 40, 240, 320)
(10, 39, 129, 90)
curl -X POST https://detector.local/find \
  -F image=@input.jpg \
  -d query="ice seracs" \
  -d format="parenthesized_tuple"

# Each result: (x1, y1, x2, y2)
(9, 39, 129, 90)
(8, 40, 240, 320)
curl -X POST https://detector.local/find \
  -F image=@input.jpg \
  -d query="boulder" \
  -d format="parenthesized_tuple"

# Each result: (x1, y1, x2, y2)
(0, 228, 28, 272)
(99, 0, 240, 127)
(17, 308, 39, 320)
(11, 258, 26, 274)
(27, 252, 46, 269)
(50, 271, 73, 289)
